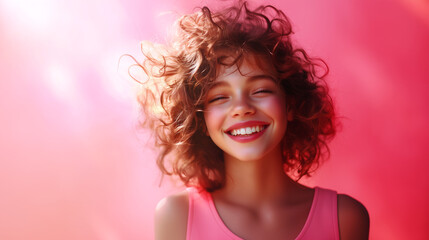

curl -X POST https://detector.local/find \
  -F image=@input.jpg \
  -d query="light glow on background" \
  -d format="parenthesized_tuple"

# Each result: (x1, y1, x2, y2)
(0, 0, 428, 239)
(1, 0, 55, 34)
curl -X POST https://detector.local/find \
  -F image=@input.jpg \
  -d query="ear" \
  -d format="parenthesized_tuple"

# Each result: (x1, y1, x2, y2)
(200, 118, 210, 136)
(203, 126, 210, 136)
(197, 109, 210, 136)
(285, 97, 294, 122)
(287, 107, 293, 121)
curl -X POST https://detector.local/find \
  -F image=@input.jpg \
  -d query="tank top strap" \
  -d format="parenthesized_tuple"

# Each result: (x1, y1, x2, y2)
(296, 187, 340, 240)
(186, 187, 242, 240)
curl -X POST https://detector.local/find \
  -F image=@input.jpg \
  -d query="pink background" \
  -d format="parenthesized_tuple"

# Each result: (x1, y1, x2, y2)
(1, 0, 428, 239)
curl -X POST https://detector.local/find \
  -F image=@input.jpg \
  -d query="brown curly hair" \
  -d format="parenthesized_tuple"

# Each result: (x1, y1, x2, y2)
(132, 1, 336, 192)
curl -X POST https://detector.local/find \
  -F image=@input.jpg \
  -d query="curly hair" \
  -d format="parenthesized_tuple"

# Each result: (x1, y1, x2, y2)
(132, 1, 336, 192)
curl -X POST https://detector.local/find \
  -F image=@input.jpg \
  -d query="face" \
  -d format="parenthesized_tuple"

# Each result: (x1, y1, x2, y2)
(203, 56, 291, 162)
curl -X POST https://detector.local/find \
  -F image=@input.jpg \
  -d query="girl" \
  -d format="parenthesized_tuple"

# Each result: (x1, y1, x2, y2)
(134, 2, 369, 239)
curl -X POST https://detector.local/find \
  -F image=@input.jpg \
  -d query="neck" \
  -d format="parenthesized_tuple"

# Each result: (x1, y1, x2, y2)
(217, 145, 298, 206)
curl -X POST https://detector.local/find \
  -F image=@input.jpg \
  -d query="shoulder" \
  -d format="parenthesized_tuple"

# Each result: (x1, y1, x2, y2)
(154, 190, 189, 240)
(337, 194, 370, 240)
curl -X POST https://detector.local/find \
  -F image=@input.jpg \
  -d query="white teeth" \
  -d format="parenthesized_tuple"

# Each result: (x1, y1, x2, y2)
(229, 125, 266, 136)
(245, 127, 252, 134)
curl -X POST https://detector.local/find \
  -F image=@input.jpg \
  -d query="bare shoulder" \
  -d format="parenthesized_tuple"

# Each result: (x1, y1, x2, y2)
(154, 190, 189, 240)
(337, 194, 370, 240)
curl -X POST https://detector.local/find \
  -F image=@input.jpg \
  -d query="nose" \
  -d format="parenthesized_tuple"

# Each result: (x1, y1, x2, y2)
(231, 95, 255, 117)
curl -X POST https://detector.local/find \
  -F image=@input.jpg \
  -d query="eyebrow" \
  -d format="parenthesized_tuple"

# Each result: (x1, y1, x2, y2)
(210, 74, 276, 88)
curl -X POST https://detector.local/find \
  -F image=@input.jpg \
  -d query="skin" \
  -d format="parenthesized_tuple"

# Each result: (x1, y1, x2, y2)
(154, 56, 369, 240)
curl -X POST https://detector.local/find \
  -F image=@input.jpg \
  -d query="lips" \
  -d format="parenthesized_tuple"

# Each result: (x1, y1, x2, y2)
(224, 121, 270, 143)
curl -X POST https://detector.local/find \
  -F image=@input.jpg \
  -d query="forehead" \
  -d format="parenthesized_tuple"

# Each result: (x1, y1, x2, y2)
(215, 53, 277, 81)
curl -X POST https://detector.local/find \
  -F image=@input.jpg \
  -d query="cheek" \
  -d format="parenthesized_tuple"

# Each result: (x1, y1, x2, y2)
(203, 109, 224, 134)
(261, 96, 288, 120)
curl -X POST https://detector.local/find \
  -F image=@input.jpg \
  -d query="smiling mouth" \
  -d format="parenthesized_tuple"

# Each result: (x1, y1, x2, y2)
(227, 125, 268, 136)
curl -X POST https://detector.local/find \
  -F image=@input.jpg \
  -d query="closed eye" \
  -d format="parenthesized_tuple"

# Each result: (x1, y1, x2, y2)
(253, 89, 273, 94)
(208, 96, 229, 103)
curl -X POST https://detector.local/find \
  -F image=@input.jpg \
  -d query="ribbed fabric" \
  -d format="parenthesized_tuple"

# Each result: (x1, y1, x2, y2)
(186, 187, 339, 240)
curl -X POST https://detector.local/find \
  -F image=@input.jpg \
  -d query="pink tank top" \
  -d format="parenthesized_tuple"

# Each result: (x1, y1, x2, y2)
(186, 187, 339, 240)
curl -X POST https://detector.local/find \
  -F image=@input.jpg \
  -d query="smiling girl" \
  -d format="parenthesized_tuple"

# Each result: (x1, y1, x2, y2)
(134, 1, 369, 239)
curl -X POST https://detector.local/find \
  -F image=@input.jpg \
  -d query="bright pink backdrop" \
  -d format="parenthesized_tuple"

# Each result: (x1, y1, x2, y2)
(0, 0, 428, 239)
